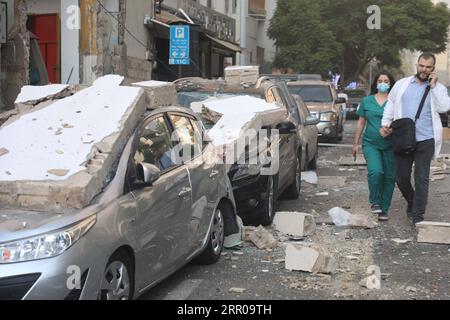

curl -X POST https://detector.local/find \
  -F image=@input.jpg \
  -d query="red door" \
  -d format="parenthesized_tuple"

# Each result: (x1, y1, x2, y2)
(28, 14, 59, 83)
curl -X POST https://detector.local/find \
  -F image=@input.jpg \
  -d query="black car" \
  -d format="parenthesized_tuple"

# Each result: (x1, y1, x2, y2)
(175, 77, 301, 226)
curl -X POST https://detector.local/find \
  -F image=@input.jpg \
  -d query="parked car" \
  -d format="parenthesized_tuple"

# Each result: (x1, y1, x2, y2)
(287, 80, 346, 142)
(291, 94, 320, 170)
(344, 89, 368, 120)
(0, 107, 238, 300)
(175, 77, 302, 226)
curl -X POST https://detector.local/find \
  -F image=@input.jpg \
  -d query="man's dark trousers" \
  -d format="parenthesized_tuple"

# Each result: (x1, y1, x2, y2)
(395, 139, 435, 223)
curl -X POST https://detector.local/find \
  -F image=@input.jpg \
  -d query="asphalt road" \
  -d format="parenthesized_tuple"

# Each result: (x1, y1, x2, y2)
(141, 120, 450, 301)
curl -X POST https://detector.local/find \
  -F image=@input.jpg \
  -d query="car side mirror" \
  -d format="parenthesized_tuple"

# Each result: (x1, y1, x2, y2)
(134, 162, 161, 188)
(305, 115, 320, 126)
(335, 97, 346, 104)
(277, 121, 297, 135)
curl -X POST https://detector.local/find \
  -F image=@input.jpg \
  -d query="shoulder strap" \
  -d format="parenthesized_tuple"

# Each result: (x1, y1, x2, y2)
(415, 85, 431, 122)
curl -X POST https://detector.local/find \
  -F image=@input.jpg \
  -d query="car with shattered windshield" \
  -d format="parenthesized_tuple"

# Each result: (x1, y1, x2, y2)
(175, 77, 302, 226)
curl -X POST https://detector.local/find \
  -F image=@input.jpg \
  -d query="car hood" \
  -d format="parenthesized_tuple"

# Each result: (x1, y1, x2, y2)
(305, 102, 335, 112)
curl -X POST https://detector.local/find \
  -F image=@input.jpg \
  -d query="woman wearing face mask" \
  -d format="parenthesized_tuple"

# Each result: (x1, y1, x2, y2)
(353, 71, 396, 221)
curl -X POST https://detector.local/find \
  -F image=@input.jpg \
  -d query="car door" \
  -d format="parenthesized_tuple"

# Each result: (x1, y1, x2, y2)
(128, 115, 193, 290)
(268, 86, 297, 191)
(167, 112, 219, 250)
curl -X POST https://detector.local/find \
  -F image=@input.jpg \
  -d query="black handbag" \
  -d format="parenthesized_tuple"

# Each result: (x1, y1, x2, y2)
(391, 85, 431, 155)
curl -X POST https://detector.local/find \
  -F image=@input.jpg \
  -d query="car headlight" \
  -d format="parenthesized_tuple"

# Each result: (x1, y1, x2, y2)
(320, 112, 338, 122)
(0, 215, 96, 264)
(232, 164, 262, 181)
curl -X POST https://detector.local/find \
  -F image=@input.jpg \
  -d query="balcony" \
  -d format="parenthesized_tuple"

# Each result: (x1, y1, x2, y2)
(249, 0, 266, 21)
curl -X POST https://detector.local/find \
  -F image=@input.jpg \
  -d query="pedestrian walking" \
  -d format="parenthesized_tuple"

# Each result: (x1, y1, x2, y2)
(353, 71, 396, 221)
(380, 52, 450, 225)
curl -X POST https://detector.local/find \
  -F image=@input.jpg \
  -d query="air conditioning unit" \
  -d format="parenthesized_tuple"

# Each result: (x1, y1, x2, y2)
(0, 2, 7, 44)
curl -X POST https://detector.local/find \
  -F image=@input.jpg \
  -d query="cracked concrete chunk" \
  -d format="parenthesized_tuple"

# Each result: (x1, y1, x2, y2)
(285, 243, 334, 274)
(328, 207, 378, 229)
(301, 171, 318, 185)
(273, 212, 316, 237)
(249, 226, 278, 249)
(229, 287, 246, 294)
(416, 221, 450, 244)
(359, 265, 381, 290)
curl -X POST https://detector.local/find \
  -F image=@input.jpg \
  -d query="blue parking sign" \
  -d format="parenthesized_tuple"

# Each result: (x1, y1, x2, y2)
(169, 25, 190, 65)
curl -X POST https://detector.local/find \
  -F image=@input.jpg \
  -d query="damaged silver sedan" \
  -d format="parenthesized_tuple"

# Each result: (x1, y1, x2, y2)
(0, 107, 238, 300)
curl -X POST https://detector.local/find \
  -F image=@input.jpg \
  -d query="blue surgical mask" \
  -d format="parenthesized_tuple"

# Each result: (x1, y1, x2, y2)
(377, 83, 390, 93)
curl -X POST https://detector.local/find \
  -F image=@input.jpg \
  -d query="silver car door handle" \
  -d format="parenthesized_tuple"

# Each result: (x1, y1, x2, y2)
(209, 170, 219, 179)
(178, 187, 192, 198)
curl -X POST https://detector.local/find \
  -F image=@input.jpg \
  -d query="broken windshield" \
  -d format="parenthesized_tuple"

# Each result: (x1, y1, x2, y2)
(288, 85, 333, 103)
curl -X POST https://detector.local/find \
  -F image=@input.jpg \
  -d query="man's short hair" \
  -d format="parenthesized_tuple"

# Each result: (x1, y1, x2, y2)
(418, 52, 436, 65)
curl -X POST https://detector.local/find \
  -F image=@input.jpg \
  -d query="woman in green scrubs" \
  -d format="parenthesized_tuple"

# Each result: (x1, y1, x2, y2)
(353, 71, 396, 221)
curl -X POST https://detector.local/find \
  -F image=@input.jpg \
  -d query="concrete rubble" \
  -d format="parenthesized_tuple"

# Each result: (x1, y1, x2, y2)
(301, 171, 318, 185)
(328, 207, 378, 229)
(248, 225, 278, 249)
(273, 212, 316, 237)
(285, 243, 335, 274)
(132, 80, 177, 108)
(0, 75, 146, 213)
(224, 66, 259, 85)
(416, 221, 450, 244)
(359, 265, 381, 290)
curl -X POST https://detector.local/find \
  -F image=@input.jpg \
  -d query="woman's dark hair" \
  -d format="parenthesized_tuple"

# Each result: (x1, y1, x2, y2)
(370, 71, 396, 95)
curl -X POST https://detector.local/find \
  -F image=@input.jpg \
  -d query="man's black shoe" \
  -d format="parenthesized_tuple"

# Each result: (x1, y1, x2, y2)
(378, 212, 389, 221)
(413, 216, 424, 225)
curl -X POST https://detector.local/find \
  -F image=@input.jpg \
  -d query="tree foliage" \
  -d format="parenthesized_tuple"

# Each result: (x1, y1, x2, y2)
(268, 0, 450, 82)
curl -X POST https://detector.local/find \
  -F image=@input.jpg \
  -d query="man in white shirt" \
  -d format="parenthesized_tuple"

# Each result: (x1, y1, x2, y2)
(380, 53, 450, 225)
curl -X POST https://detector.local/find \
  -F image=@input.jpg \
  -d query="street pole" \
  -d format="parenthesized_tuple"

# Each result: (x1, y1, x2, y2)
(239, 0, 247, 65)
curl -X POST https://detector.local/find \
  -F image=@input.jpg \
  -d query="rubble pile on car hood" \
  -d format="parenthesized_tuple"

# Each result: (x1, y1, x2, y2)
(0, 75, 147, 213)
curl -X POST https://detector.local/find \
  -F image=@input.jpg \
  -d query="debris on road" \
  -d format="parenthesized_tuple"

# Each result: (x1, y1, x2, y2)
(0, 148, 9, 157)
(249, 226, 278, 249)
(285, 243, 335, 274)
(273, 212, 316, 237)
(315, 192, 329, 196)
(301, 171, 318, 185)
(328, 207, 378, 229)
(229, 287, 246, 294)
(416, 221, 450, 245)
(359, 265, 381, 290)
(405, 286, 418, 293)
(391, 238, 413, 244)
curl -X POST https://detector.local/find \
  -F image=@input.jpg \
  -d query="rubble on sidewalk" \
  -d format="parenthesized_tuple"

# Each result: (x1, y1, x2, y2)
(359, 265, 381, 290)
(328, 207, 378, 229)
(301, 171, 318, 185)
(273, 212, 316, 237)
(248, 225, 278, 249)
(391, 238, 413, 244)
(416, 221, 450, 245)
(285, 243, 335, 274)
(0, 75, 146, 213)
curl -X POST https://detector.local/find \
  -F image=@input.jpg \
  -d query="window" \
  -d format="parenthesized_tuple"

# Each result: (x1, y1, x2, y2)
(169, 114, 202, 162)
(134, 117, 176, 171)
(232, 0, 237, 14)
(288, 85, 333, 103)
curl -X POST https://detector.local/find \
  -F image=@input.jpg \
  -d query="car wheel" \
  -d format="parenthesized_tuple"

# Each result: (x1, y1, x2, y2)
(195, 206, 225, 265)
(99, 251, 134, 300)
(257, 174, 277, 226)
(285, 153, 301, 199)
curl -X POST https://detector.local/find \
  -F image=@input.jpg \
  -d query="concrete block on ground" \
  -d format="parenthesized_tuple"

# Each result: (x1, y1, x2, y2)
(132, 81, 177, 107)
(249, 225, 278, 249)
(285, 243, 334, 274)
(328, 207, 378, 229)
(273, 212, 316, 237)
(225, 66, 259, 85)
(416, 221, 450, 244)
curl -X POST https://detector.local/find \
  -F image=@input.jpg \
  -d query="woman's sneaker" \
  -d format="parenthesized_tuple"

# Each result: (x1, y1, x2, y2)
(371, 204, 382, 214)
(378, 212, 389, 221)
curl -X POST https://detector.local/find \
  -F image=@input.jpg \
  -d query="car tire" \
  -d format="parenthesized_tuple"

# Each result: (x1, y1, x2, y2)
(257, 174, 278, 226)
(285, 153, 302, 199)
(99, 251, 134, 300)
(195, 205, 225, 265)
